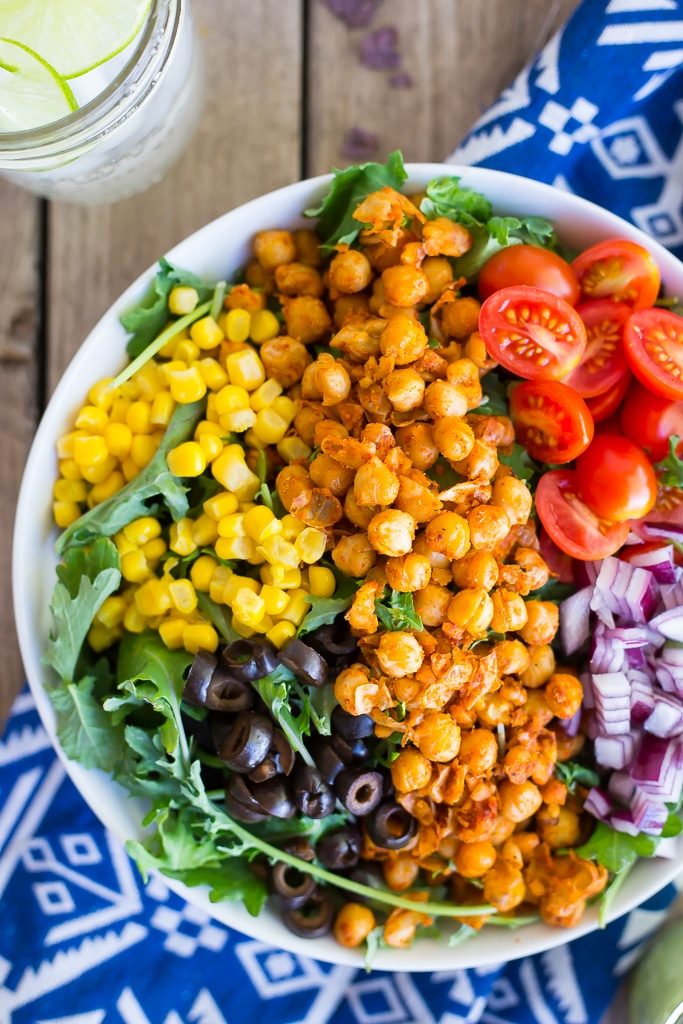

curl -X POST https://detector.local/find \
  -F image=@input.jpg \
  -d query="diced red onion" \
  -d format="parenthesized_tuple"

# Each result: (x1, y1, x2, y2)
(610, 809, 640, 836)
(644, 692, 683, 738)
(581, 673, 594, 710)
(660, 643, 683, 667)
(584, 787, 613, 821)
(627, 647, 648, 670)
(631, 734, 675, 787)
(626, 545, 677, 584)
(561, 709, 582, 737)
(604, 626, 652, 649)
(560, 586, 592, 655)
(595, 734, 636, 769)
(631, 787, 669, 834)
(660, 582, 683, 611)
(608, 771, 635, 804)
(584, 712, 600, 740)
(631, 675, 655, 725)
(631, 519, 683, 544)
(651, 607, 683, 643)
(591, 557, 657, 624)
(656, 663, 683, 696)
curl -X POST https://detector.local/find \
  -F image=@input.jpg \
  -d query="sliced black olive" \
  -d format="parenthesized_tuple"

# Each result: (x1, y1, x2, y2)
(335, 768, 384, 816)
(250, 777, 295, 819)
(279, 638, 329, 688)
(272, 863, 318, 908)
(221, 639, 278, 682)
(212, 711, 273, 772)
(307, 620, 358, 658)
(206, 667, 254, 712)
(309, 737, 346, 784)
(282, 888, 334, 938)
(272, 729, 296, 776)
(183, 651, 218, 707)
(317, 825, 362, 870)
(366, 800, 418, 850)
(248, 758, 278, 783)
(181, 709, 217, 753)
(331, 734, 369, 766)
(225, 776, 268, 823)
(282, 837, 315, 862)
(331, 705, 375, 741)
(292, 765, 335, 819)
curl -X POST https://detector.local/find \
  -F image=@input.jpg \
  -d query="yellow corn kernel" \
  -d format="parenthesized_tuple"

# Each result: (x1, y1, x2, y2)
(123, 603, 148, 633)
(121, 549, 152, 584)
(54, 478, 87, 503)
(225, 349, 266, 391)
(168, 578, 198, 614)
(173, 339, 201, 364)
(143, 538, 167, 565)
(217, 513, 246, 538)
(242, 506, 278, 543)
(258, 535, 299, 568)
(209, 565, 234, 603)
(215, 535, 255, 560)
(168, 366, 207, 405)
(88, 470, 125, 506)
(53, 501, 81, 528)
(75, 405, 109, 434)
(191, 514, 219, 546)
(294, 527, 327, 564)
(272, 395, 296, 423)
(308, 566, 336, 598)
(157, 331, 185, 359)
(195, 419, 223, 439)
(81, 456, 117, 484)
(260, 584, 289, 616)
(198, 432, 223, 462)
(253, 408, 288, 445)
(160, 359, 186, 382)
(104, 422, 133, 458)
(267, 620, 297, 648)
(191, 554, 218, 592)
(277, 435, 312, 463)
(212, 450, 260, 499)
(123, 516, 161, 546)
(281, 589, 310, 626)
(231, 617, 256, 639)
(220, 409, 256, 433)
(260, 564, 302, 589)
(95, 595, 127, 629)
(122, 458, 141, 482)
(130, 434, 158, 469)
(203, 491, 239, 521)
(223, 307, 252, 343)
(281, 516, 305, 542)
(126, 401, 153, 435)
(59, 458, 83, 481)
(56, 430, 84, 459)
(135, 579, 172, 617)
(88, 378, 116, 412)
(223, 574, 260, 603)
(244, 428, 268, 451)
(183, 623, 219, 654)
(88, 622, 119, 652)
(169, 518, 197, 556)
(120, 380, 140, 401)
(150, 391, 176, 427)
(233, 588, 266, 628)
(206, 394, 219, 422)
(215, 384, 250, 415)
(194, 357, 228, 392)
(167, 441, 207, 478)
(169, 286, 199, 315)
(114, 532, 137, 557)
(72, 434, 109, 467)
(249, 309, 280, 343)
(159, 616, 187, 649)
(134, 363, 164, 401)
(190, 315, 224, 351)
(109, 397, 132, 423)
(250, 379, 283, 412)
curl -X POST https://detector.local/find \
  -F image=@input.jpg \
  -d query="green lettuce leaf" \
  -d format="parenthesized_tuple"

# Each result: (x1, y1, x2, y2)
(420, 176, 492, 225)
(121, 257, 214, 359)
(375, 588, 423, 631)
(498, 443, 538, 482)
(655, 435, 683, 487)
(298, 593, 355, 635)
(50, 673, 125, 772)
(474, 371, 509, 416)
(554, 760, 600, 793)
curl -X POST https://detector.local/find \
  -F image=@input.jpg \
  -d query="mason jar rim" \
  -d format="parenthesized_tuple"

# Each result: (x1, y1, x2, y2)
(0, 0, 182, 157)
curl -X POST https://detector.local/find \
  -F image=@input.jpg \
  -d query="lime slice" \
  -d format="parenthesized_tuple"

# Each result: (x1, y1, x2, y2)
(0, 38, 77, 131)
(0, 0, 152, 79)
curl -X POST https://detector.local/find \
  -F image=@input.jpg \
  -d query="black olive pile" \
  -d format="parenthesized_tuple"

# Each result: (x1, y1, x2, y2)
(180, 624, 418, 938)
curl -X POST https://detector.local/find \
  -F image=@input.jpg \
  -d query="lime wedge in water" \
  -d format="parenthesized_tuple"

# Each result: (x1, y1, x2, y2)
(0, 38, 77, 131)
(0, 0, 152, 79)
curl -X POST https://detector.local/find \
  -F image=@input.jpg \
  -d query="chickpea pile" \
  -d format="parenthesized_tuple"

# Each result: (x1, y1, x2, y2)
(247, 187, 605, 947)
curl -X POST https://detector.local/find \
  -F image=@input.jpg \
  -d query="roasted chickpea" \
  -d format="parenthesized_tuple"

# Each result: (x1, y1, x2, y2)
(423, 380, 467, 420)
(490, 589, 528, 633)
(422, 217, 472, 257)
(503, 744, 535, 784)
(260, 336, 311, 388)
(376, 631, 425, 678)
(383, 908, 426, 948)
(334, 902, 376, 948)
(392, 747, 433, 792)
(382, 265, 429, 306)
(312, 354, 351, 406)
(454, 840, 496, 879)
(541, 807, 581, 849)
(314, 419, 348, 446)
(476, 693, 512, 728)
(293, 402, 326, 445)
(446, 359, 483, 409)
(383, 857, 420, 891)
(335, 663, 390, 716)
(332, 533, 377, 577)
(293, 227, 322, 266)
(276, 464, 313, 510)
(513, 832, 540, 862)
(283, 296, 332, 344)
(518, 601, 559, 646)
(521, 644, 556, 689)
(274, 261, 324, 297)
(425, 511, 470, 560)
(451, 550, 499, 591)
(380, 313, 428, 365)
(413, 533, 450, 569)
(385, 552, 432, 593)
(545, 673, 583, 719)
(421, 256, 453, 304)
(413, 712, 461, 762)
(522, 689, 554, 727)
(393, 424, 437, 471)
(447, 588, 494, 634)
(494, 639, 530, 676)
(334, 293, 371, 328)
(500, 839, 524, 869)
(458, 728, 498, 773)
(253, 229, 296, 270)
(499, 780, 542, 823)
(483, 860, 526, 912)
(329, 249, 373, 294)
(383, 368, 426, 412)
(309, 454, 354, 496)
(464, 331, 495, 370)
(467, 505, 510, 549)
(344, 487, 376, 529)
(441, 297, 481, 340)
(245, 259, 268, 288)
(492, 474, 533, 526)
(432, 417, 475, 462)
(367, 509, 416, 557)
(225, 283, 266, 313)
(354, 456, 400, 508)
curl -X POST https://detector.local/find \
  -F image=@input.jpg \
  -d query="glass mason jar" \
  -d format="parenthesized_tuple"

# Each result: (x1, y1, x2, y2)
(0, 0, 202, 204)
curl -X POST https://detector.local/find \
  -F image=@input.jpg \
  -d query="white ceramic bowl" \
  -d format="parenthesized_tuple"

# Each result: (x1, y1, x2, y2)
(13, 164, 683, 971)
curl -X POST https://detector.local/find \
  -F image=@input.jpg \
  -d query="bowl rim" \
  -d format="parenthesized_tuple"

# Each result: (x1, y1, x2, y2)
(12, 162, 683, 972)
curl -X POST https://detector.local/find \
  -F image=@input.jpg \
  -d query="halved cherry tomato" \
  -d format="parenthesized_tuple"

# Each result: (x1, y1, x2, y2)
(572, 239, 661, 309)
(624, 308, 683, 401)
(478, 285, 587, 380)
(620, 381, 683, 460)
(539, 527, 574, 583)
(536, 469, 631, 560)
(585, 372, 631, 423)
(509, 380, 593, 463)
(563, 300, 630, 397)
(575, 434, 657, 523)
(478, 245, 580, 305)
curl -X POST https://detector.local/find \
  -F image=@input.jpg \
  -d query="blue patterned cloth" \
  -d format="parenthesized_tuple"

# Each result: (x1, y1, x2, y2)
(4, 2, 683, 1020)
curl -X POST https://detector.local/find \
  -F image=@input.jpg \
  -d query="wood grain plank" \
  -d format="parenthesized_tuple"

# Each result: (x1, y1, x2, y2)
(0, 184, 40, 720)
(307, 0, 580, 174)
(47, 0, 303, 389)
